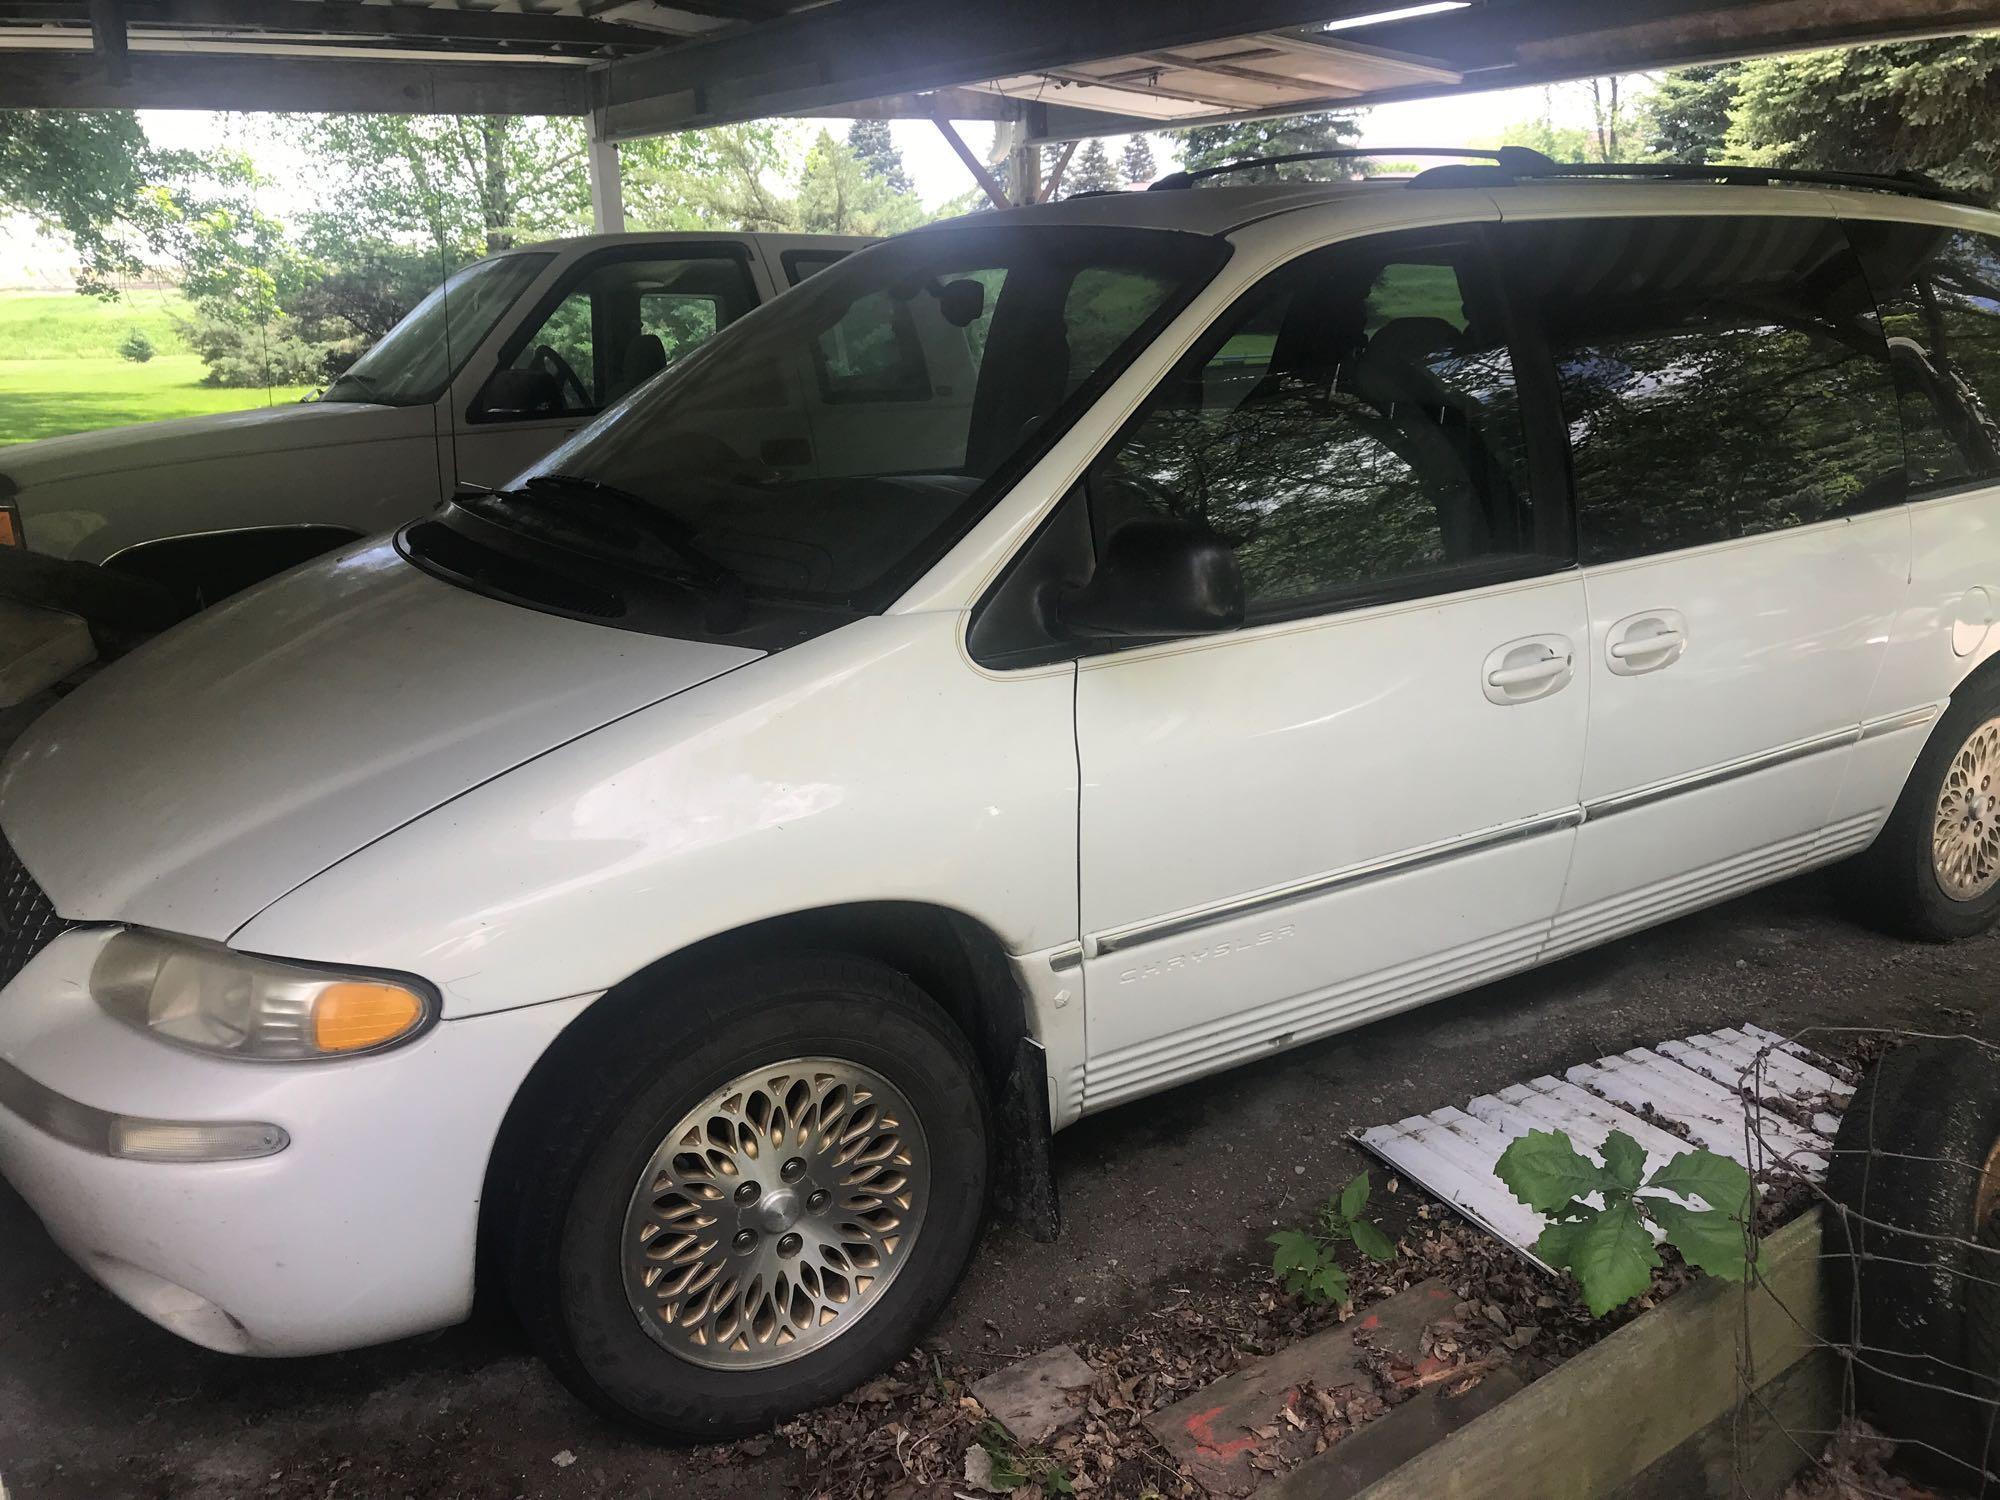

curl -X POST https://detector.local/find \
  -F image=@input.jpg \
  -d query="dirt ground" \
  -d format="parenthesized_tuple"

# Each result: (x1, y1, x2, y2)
(3, 869, 1995, 1500)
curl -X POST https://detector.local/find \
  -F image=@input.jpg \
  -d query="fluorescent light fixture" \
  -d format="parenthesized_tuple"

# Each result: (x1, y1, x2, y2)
(1321, 2, 1471, 32)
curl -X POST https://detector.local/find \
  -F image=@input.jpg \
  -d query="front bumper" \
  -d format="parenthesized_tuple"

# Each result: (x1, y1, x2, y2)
(0, 927, 592, 1356)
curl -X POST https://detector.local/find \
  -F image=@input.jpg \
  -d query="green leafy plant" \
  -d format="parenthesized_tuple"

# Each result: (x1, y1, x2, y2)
(1494, 1129, 1760, 1316)
(117, 327, 154, 363)
(972, 1420, 1074, 1495)
(1269, 1171, 1397, 1307)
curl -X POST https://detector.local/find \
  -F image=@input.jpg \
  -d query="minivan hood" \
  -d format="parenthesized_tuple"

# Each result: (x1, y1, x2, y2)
(0, 400, 401, 491)
(0, 540, 762, 940)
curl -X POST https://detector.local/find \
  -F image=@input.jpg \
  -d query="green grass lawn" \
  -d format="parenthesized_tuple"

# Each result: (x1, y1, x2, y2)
(0, 292, 312, 446)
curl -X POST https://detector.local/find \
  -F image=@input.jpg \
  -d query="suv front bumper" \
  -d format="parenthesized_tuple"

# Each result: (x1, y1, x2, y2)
(0, 927, 590, 1355)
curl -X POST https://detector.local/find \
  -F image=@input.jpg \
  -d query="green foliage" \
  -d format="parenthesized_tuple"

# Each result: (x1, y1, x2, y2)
(1121, 134, 1159, 187)
(795, 130, 929, 235)
(623, 123, 799, 232)
(1068, 138, 1120, 195)
(846, 118, 914, 196)
(175, 309, 328, 388)
(1499, 116, 1598, 166)
(1269, 1171, 1397, 1308)
(1494, 1129, 1759, 1317)
(975, 1420, 1075, 1495)
(288, 113, 589, 258)
(1177, 112, 1360, 180)
(1727, 38, 2000, 202)
(116, 328, 154, 364)
(0, 110, 151, 294)
(1636, 63, 1742, 162)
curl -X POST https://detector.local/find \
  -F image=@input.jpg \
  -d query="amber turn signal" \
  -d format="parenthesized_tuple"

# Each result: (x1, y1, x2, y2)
(312, 981, 426, 1053)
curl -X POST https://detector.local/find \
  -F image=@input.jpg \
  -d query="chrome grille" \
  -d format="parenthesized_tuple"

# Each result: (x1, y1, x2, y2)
(0, 835, 76, 990)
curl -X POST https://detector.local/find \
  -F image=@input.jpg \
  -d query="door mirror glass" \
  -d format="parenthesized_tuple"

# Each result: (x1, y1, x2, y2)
(1057, 516, 1243, 640)
(475, 366, 560, 418)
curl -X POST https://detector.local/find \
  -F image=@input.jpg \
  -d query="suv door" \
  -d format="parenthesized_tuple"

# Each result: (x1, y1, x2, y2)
(448, 244, 764, 490)
(1064, 225, 1589, 1113)
(1501, 212, 1913, 958)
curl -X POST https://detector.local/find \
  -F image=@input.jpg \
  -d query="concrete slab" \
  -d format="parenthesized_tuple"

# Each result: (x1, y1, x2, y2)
(971, 1343, 1096, 1446)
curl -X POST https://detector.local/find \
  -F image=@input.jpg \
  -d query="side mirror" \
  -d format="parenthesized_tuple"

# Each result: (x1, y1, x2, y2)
(476, 366, 559, 418)
(1056, 517, 1244, 641)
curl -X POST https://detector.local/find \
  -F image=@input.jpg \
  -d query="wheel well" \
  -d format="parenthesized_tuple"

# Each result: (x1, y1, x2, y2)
(1956, 646, 2000, 705)
(474, 902, 1034, 1303)
(104, 525, 361, 607)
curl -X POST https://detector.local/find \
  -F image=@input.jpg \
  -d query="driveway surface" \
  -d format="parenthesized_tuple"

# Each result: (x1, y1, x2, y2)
(3, 870, 1994, 1499)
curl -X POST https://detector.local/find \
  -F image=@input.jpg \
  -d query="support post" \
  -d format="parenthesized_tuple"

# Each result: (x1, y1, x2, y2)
(88, 0, 128, 81)
(587, 122, 624, 235)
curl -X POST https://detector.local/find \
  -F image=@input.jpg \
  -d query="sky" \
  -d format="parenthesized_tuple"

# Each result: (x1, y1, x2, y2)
(0, 77, 1629, 286)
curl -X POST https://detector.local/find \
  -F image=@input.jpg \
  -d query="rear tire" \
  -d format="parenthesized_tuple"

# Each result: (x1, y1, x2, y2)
(502, 954, 990, 1441)
(1845, 674, 2000, 941)
(1824, 1040, 2000, 1482)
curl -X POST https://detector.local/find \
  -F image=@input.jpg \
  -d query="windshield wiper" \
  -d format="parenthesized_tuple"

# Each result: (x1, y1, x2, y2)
(504, 473, 750, 627)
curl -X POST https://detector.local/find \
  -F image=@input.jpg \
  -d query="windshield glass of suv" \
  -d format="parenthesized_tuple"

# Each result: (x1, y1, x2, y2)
(516, 225, 1225, 606)
(322, 252, 552, 407)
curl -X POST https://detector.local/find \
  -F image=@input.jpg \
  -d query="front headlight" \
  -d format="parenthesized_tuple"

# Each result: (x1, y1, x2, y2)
(90, 929, 436, 1061)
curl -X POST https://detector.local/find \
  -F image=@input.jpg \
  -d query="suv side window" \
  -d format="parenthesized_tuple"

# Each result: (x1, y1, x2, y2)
(487, 250, 760, 420)
(1089, 229, 1551, 617)
(812, 291, 932, 403)
(1506, 216, 1905, 566)
(1847, 219, 2000, 491)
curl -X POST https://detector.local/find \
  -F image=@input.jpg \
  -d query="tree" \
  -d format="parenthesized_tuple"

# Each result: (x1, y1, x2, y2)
(1498, 81, 1639, 165)
(1499, 112, 1595, 164)
(0, 110, 183, 294)
(1636, 63, 1742, 162)
(846, 118, 914, 195)
(1726, 38, 2000, 201)
(1176, 112, 1360, 180)
(1121, 134, 1159, 186)
(1068, 137, 1119, 195)
(795, 130, 928, 234)
(289, 113, 590, 260)
(623, 123, 799, 232)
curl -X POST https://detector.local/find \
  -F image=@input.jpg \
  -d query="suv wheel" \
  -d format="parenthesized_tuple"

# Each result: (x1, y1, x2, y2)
(504, 955, 991, 1440)
(1848, 675, 2000, 941)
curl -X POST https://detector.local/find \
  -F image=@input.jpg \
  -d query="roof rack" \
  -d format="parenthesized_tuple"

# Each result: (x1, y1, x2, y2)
(1411, 156, 1983, 207)
(1149, 145, 1984, 209)
(1147, 146, 1556, 190)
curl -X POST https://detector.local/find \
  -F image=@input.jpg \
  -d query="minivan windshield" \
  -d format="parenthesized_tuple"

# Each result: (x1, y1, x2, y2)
(321, 252, 552, 407)
(503, 225, 1225, 606)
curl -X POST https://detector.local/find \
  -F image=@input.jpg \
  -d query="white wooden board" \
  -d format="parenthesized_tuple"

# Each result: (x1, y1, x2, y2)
(1352, 1022, 1849, 1269)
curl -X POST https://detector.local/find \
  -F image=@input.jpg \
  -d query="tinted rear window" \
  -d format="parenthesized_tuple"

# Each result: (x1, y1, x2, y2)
(1506, 216, 1905, 565)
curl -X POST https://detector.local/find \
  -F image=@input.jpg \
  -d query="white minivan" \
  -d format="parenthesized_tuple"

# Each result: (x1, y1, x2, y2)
(0, 230, 866, 612)
(4, 152, 2000, 1440)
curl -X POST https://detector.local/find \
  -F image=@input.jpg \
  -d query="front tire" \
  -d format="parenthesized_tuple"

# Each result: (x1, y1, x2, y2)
(1848, 674, 2000, 941)
(503, 955, 990, 1440)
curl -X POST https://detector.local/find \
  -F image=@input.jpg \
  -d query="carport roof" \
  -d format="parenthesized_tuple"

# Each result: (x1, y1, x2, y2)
(5, 0, 2000, 134)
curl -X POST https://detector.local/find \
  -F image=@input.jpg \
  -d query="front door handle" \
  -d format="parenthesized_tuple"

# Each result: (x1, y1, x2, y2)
(1483, 635, 1575, 705)
(1607, 610, 1689, 676)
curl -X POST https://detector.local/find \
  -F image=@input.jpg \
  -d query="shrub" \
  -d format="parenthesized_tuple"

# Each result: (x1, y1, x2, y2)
(117, 328, 155, 364)
(176, 310, 330, 388)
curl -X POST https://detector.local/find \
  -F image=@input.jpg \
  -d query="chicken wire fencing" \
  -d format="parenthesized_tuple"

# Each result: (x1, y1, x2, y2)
(1721, 1025, 2000, 1499)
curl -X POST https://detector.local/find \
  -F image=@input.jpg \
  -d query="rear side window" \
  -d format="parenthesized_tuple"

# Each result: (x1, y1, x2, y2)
(1506, 217, 1905, 566)
(1847, 220, 2000, 491)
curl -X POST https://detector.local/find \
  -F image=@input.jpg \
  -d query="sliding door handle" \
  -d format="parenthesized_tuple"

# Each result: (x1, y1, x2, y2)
(1607, 610, 1688, 676)
(1483, 635, 1575, 705)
